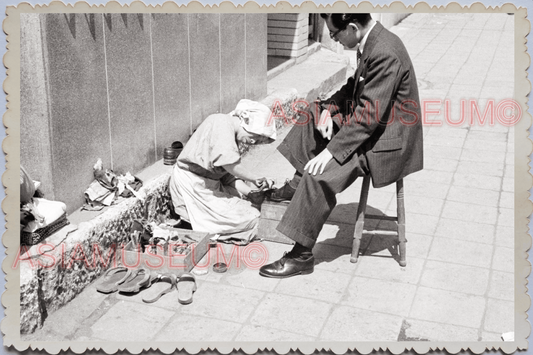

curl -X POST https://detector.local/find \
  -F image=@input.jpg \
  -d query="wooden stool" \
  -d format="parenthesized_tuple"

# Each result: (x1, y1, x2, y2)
(350, 175, 407, 267)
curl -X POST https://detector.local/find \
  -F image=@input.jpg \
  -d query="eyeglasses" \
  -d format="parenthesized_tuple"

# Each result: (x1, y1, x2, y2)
(329, 26, 346, 39)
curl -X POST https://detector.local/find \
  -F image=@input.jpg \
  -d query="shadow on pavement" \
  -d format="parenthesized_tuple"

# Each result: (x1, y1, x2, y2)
(315, 202, 403, 266)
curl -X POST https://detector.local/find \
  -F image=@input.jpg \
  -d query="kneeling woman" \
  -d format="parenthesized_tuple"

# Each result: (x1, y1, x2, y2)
(169, 99, 275, 245)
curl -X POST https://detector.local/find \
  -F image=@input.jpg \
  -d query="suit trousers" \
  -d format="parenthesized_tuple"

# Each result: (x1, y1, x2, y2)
(276, 103, 369, 249)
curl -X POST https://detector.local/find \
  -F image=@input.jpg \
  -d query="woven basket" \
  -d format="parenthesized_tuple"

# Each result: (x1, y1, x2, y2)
(21, 213, 70, 246)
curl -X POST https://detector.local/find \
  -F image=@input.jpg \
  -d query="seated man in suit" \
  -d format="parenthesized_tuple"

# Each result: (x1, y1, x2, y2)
(259, 13, 424, 278)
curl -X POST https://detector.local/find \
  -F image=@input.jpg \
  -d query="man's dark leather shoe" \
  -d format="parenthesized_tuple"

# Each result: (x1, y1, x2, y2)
(269, 181, 296, 202)
(259, 252, 314, 278)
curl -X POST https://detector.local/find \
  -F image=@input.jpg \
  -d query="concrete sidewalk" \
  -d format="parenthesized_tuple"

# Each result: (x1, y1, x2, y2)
(23, 13, 515, 345)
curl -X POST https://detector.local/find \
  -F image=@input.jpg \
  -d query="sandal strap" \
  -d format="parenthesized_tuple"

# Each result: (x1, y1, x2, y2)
(142, 274, 177, 303)
(103, 266, 127, 277)
(179, 273, 196, 283)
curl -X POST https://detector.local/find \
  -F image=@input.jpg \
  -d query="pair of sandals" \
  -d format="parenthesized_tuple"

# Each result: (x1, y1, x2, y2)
(143, 273, 197, 305)
(96, 266, 197, 305)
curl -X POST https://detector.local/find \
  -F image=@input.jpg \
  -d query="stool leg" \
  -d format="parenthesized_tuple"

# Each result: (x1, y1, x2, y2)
(396, 179, 406, 267)
(351, 175, 371, 263)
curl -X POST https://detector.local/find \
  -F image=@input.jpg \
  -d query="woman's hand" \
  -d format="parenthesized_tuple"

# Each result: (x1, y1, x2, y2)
(254, 177, 275, 191)
(223, 163, 274, 190)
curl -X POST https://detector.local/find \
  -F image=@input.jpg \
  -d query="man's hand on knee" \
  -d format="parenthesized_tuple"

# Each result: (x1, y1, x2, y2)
(305, 149, 333, 176)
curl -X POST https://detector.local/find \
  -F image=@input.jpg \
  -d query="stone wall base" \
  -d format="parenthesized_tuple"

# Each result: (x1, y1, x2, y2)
(19, 174, 171, 334)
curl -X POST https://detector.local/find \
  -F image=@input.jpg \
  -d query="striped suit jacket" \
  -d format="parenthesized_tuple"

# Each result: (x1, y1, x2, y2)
(324, 22, 424, 188)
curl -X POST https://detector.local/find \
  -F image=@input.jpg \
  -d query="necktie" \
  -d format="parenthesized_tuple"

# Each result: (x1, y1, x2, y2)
(352, 49, 363, 96)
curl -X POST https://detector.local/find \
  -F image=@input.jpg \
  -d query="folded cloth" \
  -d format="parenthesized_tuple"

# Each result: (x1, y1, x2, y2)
(85, 180, 116, 206)
(119, 176, 143, 198)
(22, 198, 67, 233)
(85, 165, 142, 210)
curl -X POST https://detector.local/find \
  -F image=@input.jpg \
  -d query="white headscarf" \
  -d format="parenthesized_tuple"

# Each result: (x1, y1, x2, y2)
(230, 99, 276, 140)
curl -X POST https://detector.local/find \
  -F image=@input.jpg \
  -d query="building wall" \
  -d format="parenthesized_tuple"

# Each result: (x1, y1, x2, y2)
(20, 13, 268, 213)
(267, 13, 308, 61)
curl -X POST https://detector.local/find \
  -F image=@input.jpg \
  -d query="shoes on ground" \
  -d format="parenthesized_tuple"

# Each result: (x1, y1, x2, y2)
(117, 268, 152, 293)
(96, 266, 132, 293)
(259, 251, 314, 278)
(142, 274, 177, 303)
(268, 180, 296, 203)
(177, 273, 197, 305)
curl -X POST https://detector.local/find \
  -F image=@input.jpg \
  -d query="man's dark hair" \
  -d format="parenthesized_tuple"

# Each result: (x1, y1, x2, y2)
(320, 13, 372, 29)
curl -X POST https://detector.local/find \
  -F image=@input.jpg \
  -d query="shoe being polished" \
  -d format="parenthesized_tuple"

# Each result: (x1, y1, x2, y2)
(269, 180, 296, 202)
(247, 190, 266, 209)
(259, 251, 314, 278)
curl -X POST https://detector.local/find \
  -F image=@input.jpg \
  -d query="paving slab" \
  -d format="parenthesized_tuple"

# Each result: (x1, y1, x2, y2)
(402, 233, 433, 259)
(488, 270, 514, 302)
(221, 264, 280, 293)
(424, 145, 463, 160)
(491, 246, 514, 273)
(28, 282, 109, 339)
(319, 305, 403, 341)
(428, 237, 493, 269)
(425, 126, 469, 139)
(179, 282, 265, 323)
(482, 331, 504, 342)
(404, 179, 450, 200)
(441, 201, 499, 225)
(502, 177, 514, 192)
(483, 298, 515, 334)
(461, 148, 507, 165)
(342, 276, 417, 317)
(407, 169, 454, 185)
(400, 319, 479, 342)
(451, 173, 503, 191)
(313, 243, 355, 275)
(421, 157, 460, 173)
(447, 186, 500, 206)
(399, 194, 444, 217)
(235, 324, 316, 342)
(90, 301, 175, 342)
(354, 255, 425, 285)
(504, 164, 514, 180)
(498, 208, 515, 228)
(434, 218, 495, 245)
(424, 134, 466, 148)
(463, 138, 507, 153)
(154, 314, 242, 342)
(249, 293, 332, 337)
(420, 260, 490, 296)
(274, 268, 351, 303)
(455, 160, 505, 177)
(409, 287, 486, 329)
(404, 213, 440, 236)
(494, 225, 514, 247)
